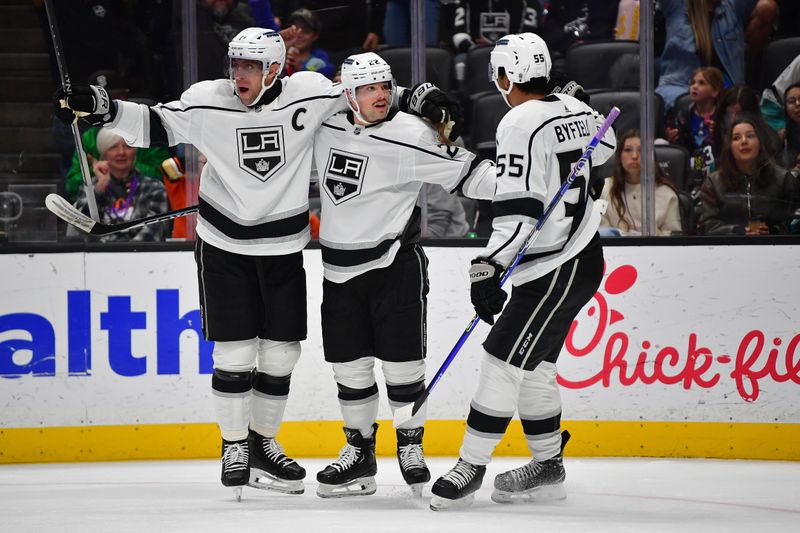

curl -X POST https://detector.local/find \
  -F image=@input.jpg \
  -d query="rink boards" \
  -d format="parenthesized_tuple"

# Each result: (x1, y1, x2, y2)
(1, 245, 799, 463)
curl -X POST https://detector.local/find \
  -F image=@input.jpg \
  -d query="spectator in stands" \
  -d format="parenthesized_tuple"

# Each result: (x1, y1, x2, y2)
(600, 129, 683, 236)
(698, 117, 795, 234)
(760, 56, 800, 135)
(422, 183, 470, 238)
(712, 84, 781, 160)
(539, 0, 617, 57)
(666, 67, 725, 187)
(272, 1, 382, 52)
(197, 0, 255, 81)
(780, 83, 800, 174)
(69, 129, 169, 242)
(246, 0, 280, 31)
(64, 72, 169, 203)
(656, 0, 777, 113)
(283, 9, 335, 79)
(378, 0, 440, 46)
(445, 1, 541, 53)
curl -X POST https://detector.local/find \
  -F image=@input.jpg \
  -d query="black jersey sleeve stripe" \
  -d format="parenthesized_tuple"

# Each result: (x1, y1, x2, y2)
(370, 134, 460, 161)
(272, 93, 341, 111)
(148, 108, 169, 146)
(321, 236, 400, 268)
(492, 197, 544, 219)
(485, 223, 522, 263)
(321, 122, 346, 131)
(449, 156, 481, 194)
(198, 199, 308, 240)
(159, 104, 246, 113)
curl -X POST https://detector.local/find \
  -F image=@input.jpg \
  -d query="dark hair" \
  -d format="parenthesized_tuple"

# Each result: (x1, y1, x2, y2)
(496, 67, 548, 94)
(711, 84, 760, 152)
(607, 129, 675, 231)
(783, 82, 800, 163)
(717, 116, 774, 190)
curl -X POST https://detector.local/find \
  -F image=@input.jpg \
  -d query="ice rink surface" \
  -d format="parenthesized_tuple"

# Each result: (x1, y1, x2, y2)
(3, 456, 799, 533)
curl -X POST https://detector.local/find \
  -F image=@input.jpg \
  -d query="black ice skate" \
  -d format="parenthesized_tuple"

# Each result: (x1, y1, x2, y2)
(316, 424, 378, 498)
(396, 427, 430, 497)
(220, 438, 249, 502)
(491, 430, 571, 504)
(430, 458, 486, 510)
(248, 430, 306, 495)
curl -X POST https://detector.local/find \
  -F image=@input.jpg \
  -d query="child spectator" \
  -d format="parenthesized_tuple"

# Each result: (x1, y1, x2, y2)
(666, 67, 724, 188)
(284, 9, 335, 79)
(601, 129, 683, 236)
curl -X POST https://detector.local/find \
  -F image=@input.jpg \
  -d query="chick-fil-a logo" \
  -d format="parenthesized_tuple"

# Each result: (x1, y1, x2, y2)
(559, 263, 800, 402)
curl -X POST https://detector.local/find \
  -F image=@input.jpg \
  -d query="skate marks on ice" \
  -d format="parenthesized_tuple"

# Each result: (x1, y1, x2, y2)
(2, 458, 800, 532)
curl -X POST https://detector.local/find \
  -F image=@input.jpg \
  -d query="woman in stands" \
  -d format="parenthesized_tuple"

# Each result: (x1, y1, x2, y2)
(780, 82, 800, 175)
(600, 129, 682, 236)
(698, 116, 795, 234)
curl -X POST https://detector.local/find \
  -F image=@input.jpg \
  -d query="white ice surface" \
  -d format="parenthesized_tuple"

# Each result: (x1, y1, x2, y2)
(2, 457, 798, 533)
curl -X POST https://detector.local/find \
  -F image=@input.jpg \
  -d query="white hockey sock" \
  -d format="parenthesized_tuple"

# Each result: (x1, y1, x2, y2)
(332, 358, 379, 437)
(212, 340, 257, 442)
(383, 360, 427, 429)
(519, 361, 563, 460)
(459, 353, 522, 466)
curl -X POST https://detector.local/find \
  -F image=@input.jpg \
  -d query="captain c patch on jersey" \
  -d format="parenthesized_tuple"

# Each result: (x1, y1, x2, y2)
(237, 126, 286, 182)
(323, 149, 368, 204)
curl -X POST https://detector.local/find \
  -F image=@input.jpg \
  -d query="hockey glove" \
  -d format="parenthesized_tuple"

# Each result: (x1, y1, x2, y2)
(400, 83, 464, 142)
(546, 70, 590, 105)
(469, 258, 507, 325)
(53, 85, 116, 126)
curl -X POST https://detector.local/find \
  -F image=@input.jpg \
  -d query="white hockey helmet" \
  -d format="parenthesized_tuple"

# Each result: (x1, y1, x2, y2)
(489, 33, 552, 106)
(340, 52, 395, 124)
(228, 27, 286, 106)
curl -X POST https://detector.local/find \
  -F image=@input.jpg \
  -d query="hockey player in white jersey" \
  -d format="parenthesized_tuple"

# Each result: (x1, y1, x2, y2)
(429, 33, 616, 510)
(53, 28, 463, 501)
(311, 52, 497, 498)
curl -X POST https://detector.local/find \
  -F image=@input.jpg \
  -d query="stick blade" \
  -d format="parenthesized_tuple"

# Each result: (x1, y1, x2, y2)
(393, 403, 416, 427)
(45, 193, 96, 234)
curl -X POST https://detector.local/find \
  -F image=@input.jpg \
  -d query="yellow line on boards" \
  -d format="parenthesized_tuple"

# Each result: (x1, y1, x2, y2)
(1, 420, 798, 464)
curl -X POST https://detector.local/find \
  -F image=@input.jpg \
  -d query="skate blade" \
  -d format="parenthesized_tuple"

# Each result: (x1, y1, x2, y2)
(491, 482, 567, 504)
(232, 486, 243, 502)
(408, 482, 425, 498)
(316, 477, 377, 498)
(248, 469, 304, 495)
(429, 492, 475, 511)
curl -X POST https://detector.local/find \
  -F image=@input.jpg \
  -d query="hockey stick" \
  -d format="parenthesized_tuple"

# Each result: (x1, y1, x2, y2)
(394, 106, 620, 427)
(43, 0, 100, 222)
(45, 193, 198, 236)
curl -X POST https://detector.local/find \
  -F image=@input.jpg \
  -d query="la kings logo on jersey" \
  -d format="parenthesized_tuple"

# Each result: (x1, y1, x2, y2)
(323, 149, 368, 204)
(237, 126, 285, 182)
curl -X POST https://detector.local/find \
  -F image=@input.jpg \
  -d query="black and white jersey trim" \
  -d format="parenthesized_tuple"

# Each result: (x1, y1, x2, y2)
(486, 223, 522, 264)
(369, 134, 462, 162)
(320, 234, 400, 268)
(272, 93, 341, 112)
(524, 110, 592, 192)
(158, 104, 247, 114)
(492, 196, 545, 219)
(198, 198, 309, 241)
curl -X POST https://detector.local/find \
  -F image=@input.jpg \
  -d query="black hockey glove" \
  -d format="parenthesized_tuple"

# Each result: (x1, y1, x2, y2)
(400, 82, 464, 142)
(547, 70, 590, 105)
(469, 258, 507, 325)
(53, 84, 116, 126)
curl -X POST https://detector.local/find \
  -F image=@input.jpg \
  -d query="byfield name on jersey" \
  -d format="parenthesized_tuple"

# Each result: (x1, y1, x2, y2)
(553, 118, 592, 143)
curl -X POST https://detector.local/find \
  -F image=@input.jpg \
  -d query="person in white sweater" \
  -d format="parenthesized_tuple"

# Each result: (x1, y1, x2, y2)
(600, 130, 683, 236)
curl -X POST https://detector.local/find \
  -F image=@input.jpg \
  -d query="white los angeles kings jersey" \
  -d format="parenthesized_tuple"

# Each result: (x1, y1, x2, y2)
(314, 110, 496, 283)
(109, 72, 346, 255)
(483, 93, 616, 285)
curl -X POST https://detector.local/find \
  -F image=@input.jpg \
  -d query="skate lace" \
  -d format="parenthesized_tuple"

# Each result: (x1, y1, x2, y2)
(330, 444, 361, 472)
(509, 460, 543, 483)
(263, 438, 293, 468)
(441, 460, 476, 489)
(398, 443, 426, 470)
(222, 443, 248, 472)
